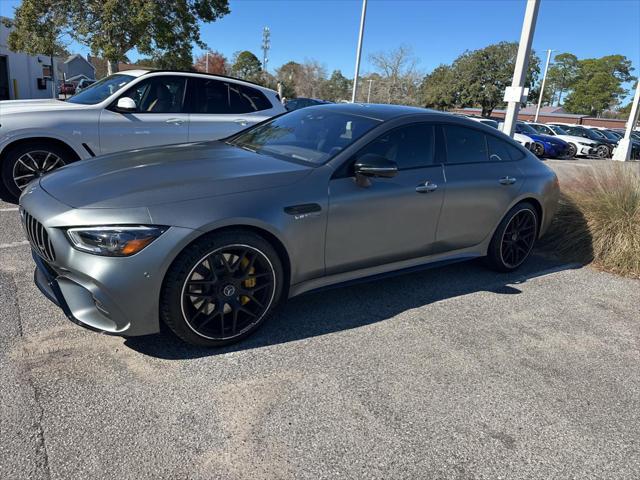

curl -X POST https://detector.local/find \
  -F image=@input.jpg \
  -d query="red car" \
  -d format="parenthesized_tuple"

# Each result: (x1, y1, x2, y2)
(59, 83, 76, 95)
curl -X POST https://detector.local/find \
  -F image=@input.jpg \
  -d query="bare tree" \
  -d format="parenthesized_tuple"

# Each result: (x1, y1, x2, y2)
(368, 46, 421, 105)
(295, 60, 327, 98)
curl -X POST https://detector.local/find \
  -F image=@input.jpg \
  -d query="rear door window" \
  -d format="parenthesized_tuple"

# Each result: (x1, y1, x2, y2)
(187, 77, 272, 114)
(442, 125, 488, 164)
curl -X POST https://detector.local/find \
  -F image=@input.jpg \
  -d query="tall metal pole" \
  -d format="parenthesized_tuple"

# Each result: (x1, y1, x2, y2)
(612, 80, 640, 161)
(351, 0, 368, 103)
(367, 79, 373, 103)
(534, 49, 554, 122)
(502, 0, 541, 137)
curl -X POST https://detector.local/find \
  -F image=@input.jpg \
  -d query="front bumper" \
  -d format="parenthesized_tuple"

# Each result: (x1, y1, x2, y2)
(21, 183, 200, 336)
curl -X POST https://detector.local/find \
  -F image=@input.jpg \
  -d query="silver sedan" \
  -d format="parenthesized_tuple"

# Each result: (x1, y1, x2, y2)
(20, 104, 559, 346)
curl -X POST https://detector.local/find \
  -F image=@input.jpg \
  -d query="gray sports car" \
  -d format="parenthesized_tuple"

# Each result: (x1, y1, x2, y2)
(20, 104, 559, 346)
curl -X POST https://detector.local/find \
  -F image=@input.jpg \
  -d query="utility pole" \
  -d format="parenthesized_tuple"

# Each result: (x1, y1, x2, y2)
(612, 80, 640, 161)
(367, 79, 373, 103)
(534, 49, 554, 122)
(262, 27, 271, 75)
(502, 0, 541, 137)
(351, 0, 368, 103)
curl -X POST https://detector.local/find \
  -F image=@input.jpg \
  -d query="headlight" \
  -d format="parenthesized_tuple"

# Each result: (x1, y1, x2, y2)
(66, 226, 167, 256)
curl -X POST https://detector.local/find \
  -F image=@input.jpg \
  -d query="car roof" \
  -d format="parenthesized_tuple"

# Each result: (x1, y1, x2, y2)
(303, 103, 446, 121)
(138, 69, 276, 91)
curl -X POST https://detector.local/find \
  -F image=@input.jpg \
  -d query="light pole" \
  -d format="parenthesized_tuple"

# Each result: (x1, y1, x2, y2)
(367, 79, 373, 103)
(502, 0, 541, 137)
(612, 80, 640, 161)
(534, 49, 554, 122)
(351, 0, 368, 103)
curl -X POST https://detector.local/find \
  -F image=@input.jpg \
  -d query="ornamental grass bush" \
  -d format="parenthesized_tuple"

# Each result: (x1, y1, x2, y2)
(541, 163, 640, 279)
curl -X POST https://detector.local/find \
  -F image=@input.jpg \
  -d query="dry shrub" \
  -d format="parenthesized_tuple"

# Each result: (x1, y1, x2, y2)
(541, 163, 640, 279)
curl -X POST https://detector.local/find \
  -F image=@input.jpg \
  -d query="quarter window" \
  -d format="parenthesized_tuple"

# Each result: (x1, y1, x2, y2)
(443, 125, 488, 163)
(187, 78, 272, 114)
(487, 135, 525, 161)
(355, 123, 435, 170)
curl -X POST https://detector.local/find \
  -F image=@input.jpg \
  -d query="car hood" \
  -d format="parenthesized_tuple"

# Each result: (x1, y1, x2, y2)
(527, 133, 567, 146)
(39, 142, 312, 209)
(557, 135, 596, 145)
(0, 98, 87, 115)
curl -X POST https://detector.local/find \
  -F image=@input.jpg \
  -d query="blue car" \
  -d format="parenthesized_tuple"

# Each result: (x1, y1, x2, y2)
(515, 122, 570, 158)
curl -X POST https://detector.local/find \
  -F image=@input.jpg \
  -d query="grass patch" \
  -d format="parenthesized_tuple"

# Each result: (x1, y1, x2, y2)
(540, 163, 640, 279)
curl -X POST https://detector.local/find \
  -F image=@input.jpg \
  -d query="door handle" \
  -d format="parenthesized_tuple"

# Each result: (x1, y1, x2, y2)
(234, 119, 249, 126)
(499, 176, 517, 185)
(415, 181, 438, 193)
(166, 118, 184, 125)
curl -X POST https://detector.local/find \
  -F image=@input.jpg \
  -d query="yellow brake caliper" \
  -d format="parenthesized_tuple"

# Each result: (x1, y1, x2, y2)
(240, 257, 256, 305)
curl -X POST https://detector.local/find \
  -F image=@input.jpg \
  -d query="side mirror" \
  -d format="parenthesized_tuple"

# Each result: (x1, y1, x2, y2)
(354, 154, 398, 178)
(115, 97, 137, 113)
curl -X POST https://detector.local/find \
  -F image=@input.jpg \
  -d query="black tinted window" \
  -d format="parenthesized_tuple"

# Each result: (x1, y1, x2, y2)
(122, 76, 186, 113)
(356, 123, 435, 169)
(443, 125, 488, 163)
(487, 135, 525, 161)
(188, 78, 272, 114)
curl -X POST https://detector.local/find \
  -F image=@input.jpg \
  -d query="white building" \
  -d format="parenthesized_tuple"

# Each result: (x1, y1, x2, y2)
(0, 16, 64, 100)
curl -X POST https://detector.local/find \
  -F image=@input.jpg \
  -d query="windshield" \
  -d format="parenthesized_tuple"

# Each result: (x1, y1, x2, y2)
(588, 129, 606, 139)
(599, 130, 620, 141)
(531, 124, 554, 135)
(516, 122, 538, 135)
(67, 74, 136, 105)
(227, 108, 381, 165)
(548, 125, 568, 135)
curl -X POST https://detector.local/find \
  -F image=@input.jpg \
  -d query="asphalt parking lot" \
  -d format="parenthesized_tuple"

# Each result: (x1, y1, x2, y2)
(1, 160, 640, 479)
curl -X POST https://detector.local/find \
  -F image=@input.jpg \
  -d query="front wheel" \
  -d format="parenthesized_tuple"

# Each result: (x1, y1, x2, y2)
(160, 230, 284, 347)
(595, 144, 610, 159)
(485, 202, 538, 272)
(565, 143, 577, 158)
(531, 142, 545, 157)
(1, 141, 74, 201)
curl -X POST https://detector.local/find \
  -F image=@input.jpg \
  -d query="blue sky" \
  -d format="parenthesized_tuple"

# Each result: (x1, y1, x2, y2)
(2, 0, 639, 97)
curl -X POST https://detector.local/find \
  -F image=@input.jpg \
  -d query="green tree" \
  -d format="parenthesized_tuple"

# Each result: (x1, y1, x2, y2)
(563, 55, 635, 116)
(321, 70, 351, 101)
(275, 61, 303, 98)
(420, 65, 457, 110)
(545, 53, 578, 104)
(9, 0, 230, 76)
(230, 51, 262, 82)
(5, 0, 69, 97)
(453, 42, 540, 117)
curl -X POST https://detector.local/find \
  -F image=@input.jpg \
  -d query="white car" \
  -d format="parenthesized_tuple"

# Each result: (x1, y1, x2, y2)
(0, 70, 285, 200)
(527, 122, 597, 157)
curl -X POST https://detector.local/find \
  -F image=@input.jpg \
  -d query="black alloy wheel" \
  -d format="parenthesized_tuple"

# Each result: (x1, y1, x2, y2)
(499, 209, 537, 269)
(565, 143, 577, 158)
(531, 142, 545, 157)
(161, 230, 284, 347)
(181, 245, 276, 341)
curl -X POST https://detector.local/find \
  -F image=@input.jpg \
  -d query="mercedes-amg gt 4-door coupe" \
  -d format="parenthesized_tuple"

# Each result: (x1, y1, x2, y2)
(20, 105, 559, 346)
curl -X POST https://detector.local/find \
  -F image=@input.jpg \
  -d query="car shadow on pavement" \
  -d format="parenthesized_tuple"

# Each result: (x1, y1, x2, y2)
(124, 253, 585, 360)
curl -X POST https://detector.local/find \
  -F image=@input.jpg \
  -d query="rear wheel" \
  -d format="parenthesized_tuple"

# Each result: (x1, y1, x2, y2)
(485, 202, 538, 272)
(160, 230, 284, 347)
(1, 141, 75, 201)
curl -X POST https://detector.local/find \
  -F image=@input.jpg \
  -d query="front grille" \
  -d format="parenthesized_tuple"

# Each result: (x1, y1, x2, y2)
(20, 209, 56, 263)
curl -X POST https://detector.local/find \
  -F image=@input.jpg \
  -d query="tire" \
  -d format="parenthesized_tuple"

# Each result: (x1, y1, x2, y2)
(566, 143, 577, 158)
(485, 202, 538, 273)
(1, 141, 75, 201)
(595, 144, 610, 159)
(160, 230, 284, 347)
(531, 142, 545, 157)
